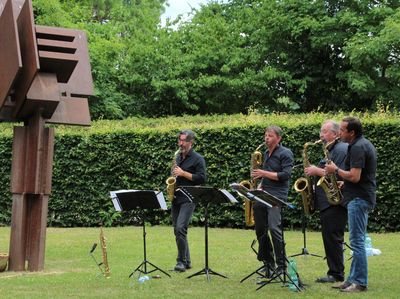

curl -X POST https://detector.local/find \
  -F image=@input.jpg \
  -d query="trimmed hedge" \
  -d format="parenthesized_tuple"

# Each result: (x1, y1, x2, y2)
(0, 112, 399, 232)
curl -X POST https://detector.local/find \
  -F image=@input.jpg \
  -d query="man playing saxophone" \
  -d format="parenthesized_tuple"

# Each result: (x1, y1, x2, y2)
(170, 130, 206, 272)
(251, 125, 294, 276)
(304, 120, 348, 283)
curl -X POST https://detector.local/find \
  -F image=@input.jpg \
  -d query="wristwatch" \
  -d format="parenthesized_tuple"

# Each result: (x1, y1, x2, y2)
(335, 167, 339, 175)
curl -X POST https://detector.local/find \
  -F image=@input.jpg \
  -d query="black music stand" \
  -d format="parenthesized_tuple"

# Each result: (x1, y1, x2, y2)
(289, 211, 324, 259)
(230, 184, 303, 291)
(230, 183, 274, 283)
(180, 186, 238, 282)
(110, 190, 171, 279)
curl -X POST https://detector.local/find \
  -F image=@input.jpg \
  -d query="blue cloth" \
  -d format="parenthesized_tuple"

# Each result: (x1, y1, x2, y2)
(347, 198, 373, 286)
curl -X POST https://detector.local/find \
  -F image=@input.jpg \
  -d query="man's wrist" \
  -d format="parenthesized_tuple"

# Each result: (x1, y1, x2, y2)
(335, 167, 339, 175)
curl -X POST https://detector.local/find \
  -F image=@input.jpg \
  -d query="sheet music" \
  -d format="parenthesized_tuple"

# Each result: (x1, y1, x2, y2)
(155, 191, 167, 210)
(220, 189, 238, 204)
(110, 190, 130, 211)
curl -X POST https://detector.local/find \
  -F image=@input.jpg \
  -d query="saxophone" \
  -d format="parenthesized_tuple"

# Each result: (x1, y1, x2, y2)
(294, 139, 323, 215)
(240, 143, 264, 227)
(100, 226, 110, 278)
(165, 149, 180, 202)
(317, 139, 342, 205)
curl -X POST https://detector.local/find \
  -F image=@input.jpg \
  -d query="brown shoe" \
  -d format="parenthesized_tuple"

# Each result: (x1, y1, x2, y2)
(332, 281, 351, 289)
(340, 283, 367, 293)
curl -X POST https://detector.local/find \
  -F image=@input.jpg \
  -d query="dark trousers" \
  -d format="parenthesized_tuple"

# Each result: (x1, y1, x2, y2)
(171, 201, 196, 265)
(253, 202, 284, 268)
(320, 205, 347, 280)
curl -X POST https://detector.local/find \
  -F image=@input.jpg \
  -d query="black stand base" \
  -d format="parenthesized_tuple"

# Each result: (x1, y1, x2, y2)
(289, 213, 324, 259)
(187, 267, 227, 282)
(129, 259, 171, 278)
(240, 263, 270, 283)
(256, 258, 303, 292)
(289, 247, 324, 258)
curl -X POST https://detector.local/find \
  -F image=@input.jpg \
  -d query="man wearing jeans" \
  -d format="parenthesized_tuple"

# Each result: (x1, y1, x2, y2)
(171, 130, 206, 272)
(326, 116, 377, 293)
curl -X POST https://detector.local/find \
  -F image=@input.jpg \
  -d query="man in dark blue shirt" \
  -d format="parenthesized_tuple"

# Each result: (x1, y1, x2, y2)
(171, 130, 206, 272)
(326, 117, 377, 293)
(251, 125, 294, 273)
(305, 120, 348, 283)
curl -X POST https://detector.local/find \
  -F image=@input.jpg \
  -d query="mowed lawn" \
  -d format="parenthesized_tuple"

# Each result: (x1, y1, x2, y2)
(0, 226, 399, 298)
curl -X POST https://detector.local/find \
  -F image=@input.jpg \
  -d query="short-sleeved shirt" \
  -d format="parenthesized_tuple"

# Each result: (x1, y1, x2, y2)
(343, 136, 377, 207)
(315, 140, 348, 211)
(260, 144, 294, 201)
(174, 148, 206, 204)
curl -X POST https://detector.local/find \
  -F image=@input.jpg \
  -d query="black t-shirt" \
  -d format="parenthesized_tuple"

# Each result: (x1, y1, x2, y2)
(260, 144, 294, 201)
(343, 136, 377, 206)
(174, 148, 206, 204)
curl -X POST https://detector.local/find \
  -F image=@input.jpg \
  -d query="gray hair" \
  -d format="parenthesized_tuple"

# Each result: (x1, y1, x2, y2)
(265, 125, 283, 137)
(322, 120, 340, 134)
(179, 129, 196, 142)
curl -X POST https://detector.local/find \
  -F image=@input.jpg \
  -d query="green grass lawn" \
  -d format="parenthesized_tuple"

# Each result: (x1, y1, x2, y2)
(0, 226, 399, 298)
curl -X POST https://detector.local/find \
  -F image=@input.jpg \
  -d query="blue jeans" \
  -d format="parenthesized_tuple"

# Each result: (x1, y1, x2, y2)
(347, 198, 373, 286)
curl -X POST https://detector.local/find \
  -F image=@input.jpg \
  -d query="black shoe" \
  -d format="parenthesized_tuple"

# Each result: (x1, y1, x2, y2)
(316, 275, 343, 283)
(332, 281, 351, 289)
(340, 283, 367, 293)
(174, 262, 186, 272)
(185, 263, 192, 270)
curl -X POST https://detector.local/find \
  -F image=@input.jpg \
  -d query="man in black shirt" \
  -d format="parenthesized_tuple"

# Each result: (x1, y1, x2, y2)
(171, 130, 206, 272)
(251, 125, 294, 273)
(305, 120, 348, 283)
(326, 117, 377, 293)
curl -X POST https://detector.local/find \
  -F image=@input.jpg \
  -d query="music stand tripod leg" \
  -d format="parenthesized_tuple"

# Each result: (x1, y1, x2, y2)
(186, 203, 227, 281)
(129, 212, 171, 278)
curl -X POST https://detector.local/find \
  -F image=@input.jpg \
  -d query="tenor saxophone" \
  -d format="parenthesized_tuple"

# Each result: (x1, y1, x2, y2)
(317, 138, 342, 205)
(100, 226, 110, 278)
(294, 139, 323, 215)
(240, 143, 264, 227)
(165, 149, 180, 202)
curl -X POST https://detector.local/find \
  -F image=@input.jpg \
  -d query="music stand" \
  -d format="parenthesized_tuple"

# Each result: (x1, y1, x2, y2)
(110, 190, 171, 279)
(230, 183, 274, 283)
(230, 184, 303, 291)
(179, 186, 238, 281)
(289, 199, 323, 259)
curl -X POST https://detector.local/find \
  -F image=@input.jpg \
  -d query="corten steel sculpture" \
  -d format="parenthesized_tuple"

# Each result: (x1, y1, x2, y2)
(0, 0, 93, 271)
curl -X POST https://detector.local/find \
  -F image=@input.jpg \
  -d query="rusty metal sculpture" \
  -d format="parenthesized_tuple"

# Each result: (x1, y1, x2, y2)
(0, 0, 93, 271)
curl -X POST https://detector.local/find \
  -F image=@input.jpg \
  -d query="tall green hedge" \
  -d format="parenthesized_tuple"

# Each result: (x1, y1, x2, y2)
(0, 113, 399, 232)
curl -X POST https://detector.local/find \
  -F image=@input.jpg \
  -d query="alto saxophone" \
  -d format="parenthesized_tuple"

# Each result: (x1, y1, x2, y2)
(100, 226, 110, 278)
(240, 143, 264, 227)
(317, 138, 343, 205)
(165, 149, 180, 202)
(294, 139, 323, 215)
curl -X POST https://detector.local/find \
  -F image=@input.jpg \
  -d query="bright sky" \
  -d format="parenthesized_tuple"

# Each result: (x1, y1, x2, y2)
(161, 0, 210, 24)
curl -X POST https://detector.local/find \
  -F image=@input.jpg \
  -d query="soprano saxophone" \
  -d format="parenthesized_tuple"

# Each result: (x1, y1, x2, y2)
(100, 226, 110, 278)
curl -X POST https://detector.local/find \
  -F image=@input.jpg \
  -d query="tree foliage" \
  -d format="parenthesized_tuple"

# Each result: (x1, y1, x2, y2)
(31, 0, 400, 119)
